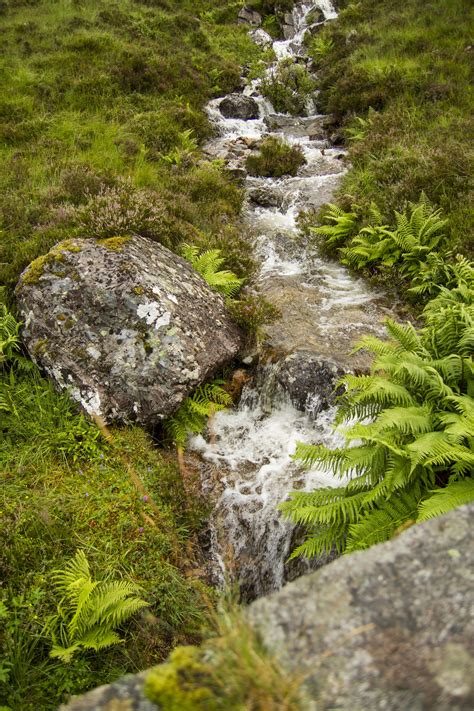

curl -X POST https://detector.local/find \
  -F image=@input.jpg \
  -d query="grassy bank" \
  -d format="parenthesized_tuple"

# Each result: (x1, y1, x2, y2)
(0, 0, 264, 297)
(307, 0, 473, 288)
(0, 0, 265, 708)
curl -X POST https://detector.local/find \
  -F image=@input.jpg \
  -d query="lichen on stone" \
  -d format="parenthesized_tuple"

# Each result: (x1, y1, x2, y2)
(97, 236, 131, 252)
(19, 240, 81, 286)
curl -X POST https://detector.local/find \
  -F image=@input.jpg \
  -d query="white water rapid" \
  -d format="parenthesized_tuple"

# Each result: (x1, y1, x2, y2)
(192, 1, 398, 600)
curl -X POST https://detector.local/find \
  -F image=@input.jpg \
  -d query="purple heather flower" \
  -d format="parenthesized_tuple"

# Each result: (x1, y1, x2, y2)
(142, 495, 149, 502)
(138, 527, 144, 534)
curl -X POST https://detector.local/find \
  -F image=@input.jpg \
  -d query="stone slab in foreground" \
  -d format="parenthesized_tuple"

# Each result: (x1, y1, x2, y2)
(249, 503, 474, 711)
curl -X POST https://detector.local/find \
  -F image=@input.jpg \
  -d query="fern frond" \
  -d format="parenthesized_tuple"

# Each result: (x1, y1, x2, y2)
(384, 319, 421, 352)
(417, 479, 474, 521)
(49, 551, 147, 662)
(345, 490, 419, 552)
(181, 244, 244, 297)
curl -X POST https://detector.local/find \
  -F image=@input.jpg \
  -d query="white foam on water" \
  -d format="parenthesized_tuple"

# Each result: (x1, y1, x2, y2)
(197, 0, 389, 597)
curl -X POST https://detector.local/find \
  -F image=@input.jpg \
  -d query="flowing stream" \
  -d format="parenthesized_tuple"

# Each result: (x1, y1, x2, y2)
(191, 1, 397, 601)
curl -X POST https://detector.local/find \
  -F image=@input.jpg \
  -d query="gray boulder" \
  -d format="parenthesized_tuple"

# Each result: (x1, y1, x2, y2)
(219, 94, 260, 120)
(249, 28, 273, 48)
(237, 7, 262, 26)
(15, 236, 242, 424)
(249, 504, 474, 711)
(248, 184, 285, 208)
(273, 351, 344, 415)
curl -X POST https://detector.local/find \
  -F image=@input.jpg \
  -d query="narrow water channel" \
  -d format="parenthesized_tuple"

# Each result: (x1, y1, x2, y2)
(191, 0, 397, 601)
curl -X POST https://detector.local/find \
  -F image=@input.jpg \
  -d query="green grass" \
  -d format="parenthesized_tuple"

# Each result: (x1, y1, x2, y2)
(309, 0, 473, 265)
(0, 0, 263, 296)
(0, 364, 211, 709)
(0, 1, 265, 708)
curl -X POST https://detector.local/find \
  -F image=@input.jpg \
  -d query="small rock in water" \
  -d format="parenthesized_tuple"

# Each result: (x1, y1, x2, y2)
(249, 28, 273, 48)
(219, 94, 260, 120)
(226, 162, 247, 183)
(273, 351, 345, 415)
(248, 185, 285, 209)
(16, 236, 242, 424)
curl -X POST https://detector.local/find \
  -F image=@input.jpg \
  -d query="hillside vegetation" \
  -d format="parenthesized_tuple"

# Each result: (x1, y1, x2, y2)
(0, 0, 264, 296)
(0, 1, 265, 708)
(309, 0, 473, 274)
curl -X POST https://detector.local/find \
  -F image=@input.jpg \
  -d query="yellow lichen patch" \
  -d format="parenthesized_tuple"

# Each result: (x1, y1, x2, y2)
(31, 338, 48, 356)
(20, 241, 81, 286)
(133, 286, 144, 295)
(97, 236, 131, 252)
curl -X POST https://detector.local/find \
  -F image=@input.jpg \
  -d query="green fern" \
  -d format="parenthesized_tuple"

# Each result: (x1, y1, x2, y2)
(48, 550, 148, 663)
(182, 244, 244, 298)
(409, 252, 474, 299)
(0, 305, 22, 368)
(311, 204, 357, 248)
(339, 195, 448, 280)
(417, 479, 474, 521)
(165, 380, 232, 448)
(282, 284, 474, 558)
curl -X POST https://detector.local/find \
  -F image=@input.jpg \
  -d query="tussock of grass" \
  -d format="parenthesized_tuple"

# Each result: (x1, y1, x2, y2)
(246, 136, 306, 178)
(145, 601, 304, 710)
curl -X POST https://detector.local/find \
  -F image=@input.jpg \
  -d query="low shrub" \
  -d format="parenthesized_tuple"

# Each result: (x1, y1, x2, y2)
(246, 137, 306, 178)
(74, 179, 167, 243)
(261, 59, 316, 116)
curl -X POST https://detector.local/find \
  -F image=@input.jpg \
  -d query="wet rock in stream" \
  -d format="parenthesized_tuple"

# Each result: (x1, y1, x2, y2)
(219, 94, 260, 120)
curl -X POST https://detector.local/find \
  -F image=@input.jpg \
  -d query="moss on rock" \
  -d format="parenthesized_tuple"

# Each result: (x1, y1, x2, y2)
(19, 241, 81, 286)
(145, 646, 219, 711)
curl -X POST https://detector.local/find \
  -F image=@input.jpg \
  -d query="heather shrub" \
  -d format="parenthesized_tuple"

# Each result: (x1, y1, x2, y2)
(76, 179, 167, 243)
(261, 59, 316, 116)
(246, 137, 306, 178)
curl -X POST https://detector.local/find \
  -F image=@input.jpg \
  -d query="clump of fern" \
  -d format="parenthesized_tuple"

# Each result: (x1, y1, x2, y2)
(165, 381, 232, 450)
(310, 203, 357, 250)
(181, 244, 244, 298)
(340, 195, 448, 280)
(47, 550, 148, 663)
(281, 276, 474, 558)
(409, 252, 474, 299)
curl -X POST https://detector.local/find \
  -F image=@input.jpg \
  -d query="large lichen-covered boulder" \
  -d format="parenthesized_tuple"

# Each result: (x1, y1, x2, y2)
(15, 236, 242, 424)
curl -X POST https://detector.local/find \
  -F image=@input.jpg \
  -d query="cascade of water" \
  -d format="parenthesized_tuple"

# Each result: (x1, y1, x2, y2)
(194, 1, 398, 599)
